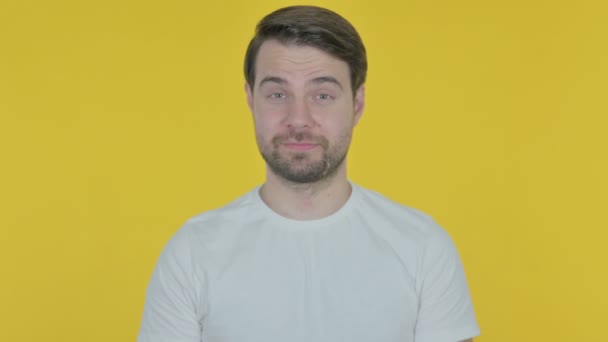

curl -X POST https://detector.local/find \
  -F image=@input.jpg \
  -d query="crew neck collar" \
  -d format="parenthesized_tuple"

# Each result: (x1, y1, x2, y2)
(252, 181, 360, 229)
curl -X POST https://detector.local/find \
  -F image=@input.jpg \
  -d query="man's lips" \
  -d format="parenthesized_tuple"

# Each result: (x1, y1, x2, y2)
(282, 142, 319, 151)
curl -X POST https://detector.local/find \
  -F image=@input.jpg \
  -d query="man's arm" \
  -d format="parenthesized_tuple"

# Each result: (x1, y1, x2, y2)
(414, 225, 480, 342)
(138, 227, 205, 342)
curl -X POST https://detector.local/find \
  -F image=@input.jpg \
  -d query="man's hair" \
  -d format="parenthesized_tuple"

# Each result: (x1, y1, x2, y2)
(244, 5, 367, 95)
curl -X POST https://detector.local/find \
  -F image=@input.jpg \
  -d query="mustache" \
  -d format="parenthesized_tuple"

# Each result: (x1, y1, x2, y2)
(272, 131, 329, 148)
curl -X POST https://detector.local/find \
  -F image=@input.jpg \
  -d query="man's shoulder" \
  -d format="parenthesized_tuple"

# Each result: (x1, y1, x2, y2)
(179, 187, 260, 235)
(353, 184, 446, 240)
(187, 187, 258, 224)
(154, 188, 261, 269)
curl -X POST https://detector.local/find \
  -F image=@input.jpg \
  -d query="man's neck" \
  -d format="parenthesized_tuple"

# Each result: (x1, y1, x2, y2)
(259, 168, 352, 221)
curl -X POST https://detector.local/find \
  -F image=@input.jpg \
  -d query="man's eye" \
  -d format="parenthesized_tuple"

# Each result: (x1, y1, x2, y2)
(269, 93, 286, 99)
(316, 94, 332, 100)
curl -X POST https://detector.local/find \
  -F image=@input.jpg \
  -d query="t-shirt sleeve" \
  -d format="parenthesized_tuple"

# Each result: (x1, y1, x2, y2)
(414, 226, 480, 342)
(137, 227, 207, 342)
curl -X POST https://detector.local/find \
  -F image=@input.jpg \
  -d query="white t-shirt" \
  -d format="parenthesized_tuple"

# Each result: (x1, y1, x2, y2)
(138, 183, 480, 342)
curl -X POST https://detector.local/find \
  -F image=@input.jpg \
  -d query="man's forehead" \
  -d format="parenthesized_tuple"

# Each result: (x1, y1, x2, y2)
(255, 40, 350, 86)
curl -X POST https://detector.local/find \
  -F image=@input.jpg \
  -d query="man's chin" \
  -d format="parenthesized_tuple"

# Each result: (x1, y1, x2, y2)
(274, 151, 322, 165)
(269, 162, 328, 183)
(277, 172, 325, 184)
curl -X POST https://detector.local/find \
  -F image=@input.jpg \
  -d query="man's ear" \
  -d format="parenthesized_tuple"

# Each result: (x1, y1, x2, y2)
(353, 84, 365, 125)
(245, 83, 254, 113)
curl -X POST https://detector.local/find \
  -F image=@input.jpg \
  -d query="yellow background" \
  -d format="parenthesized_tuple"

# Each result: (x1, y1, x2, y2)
(1, 0, 607, 341)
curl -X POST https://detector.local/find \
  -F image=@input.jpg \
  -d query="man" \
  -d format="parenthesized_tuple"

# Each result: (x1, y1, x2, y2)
(138, 5, 480, 342)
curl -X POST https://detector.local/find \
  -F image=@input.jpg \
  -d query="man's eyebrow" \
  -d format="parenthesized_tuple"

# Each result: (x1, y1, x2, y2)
(258, 76, 287, 87)
(258, 76, 344, 90)
(309, 76, 343, 90)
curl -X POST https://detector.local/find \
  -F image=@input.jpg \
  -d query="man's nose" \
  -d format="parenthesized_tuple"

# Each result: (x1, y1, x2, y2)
(285, 97, 315, 129)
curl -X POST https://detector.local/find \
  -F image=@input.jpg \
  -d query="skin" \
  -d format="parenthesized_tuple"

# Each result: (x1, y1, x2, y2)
(246, 39, 364, 220)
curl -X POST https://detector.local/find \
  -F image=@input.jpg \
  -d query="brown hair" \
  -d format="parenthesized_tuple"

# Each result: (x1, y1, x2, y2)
(244, 6, 367, 95)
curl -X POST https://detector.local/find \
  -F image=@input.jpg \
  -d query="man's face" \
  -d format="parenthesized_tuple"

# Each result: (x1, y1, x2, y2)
(246, 39, 365, 184)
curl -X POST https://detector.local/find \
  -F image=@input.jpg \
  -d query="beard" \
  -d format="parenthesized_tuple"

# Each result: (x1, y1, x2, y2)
(258, 130, 351, 184)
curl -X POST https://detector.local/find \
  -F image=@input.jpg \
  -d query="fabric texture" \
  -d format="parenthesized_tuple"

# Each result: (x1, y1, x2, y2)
(138, 183, 480, 342)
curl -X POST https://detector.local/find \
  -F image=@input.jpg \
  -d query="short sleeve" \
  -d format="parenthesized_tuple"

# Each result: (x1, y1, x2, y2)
(137, 227, 207, 342)
(414, 227, 480, 342)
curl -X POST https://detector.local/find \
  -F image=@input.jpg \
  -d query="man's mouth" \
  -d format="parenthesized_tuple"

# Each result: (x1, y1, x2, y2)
(282, 142, 318, 151)
(272, 132, 329, 150)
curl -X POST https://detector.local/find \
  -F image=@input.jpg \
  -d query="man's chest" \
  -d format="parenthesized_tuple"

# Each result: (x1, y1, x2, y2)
(200, 235, 419, 342)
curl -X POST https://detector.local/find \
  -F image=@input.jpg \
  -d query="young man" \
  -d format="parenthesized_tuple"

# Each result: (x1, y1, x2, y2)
(138, 6, 480, 342)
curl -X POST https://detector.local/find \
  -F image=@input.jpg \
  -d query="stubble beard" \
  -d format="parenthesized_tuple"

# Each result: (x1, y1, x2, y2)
(258, 130, 351, 184)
